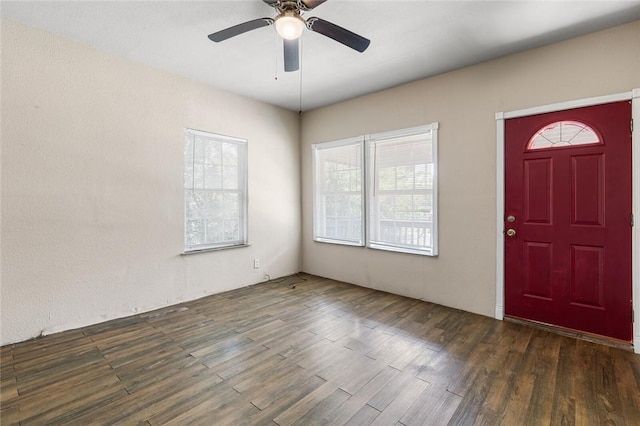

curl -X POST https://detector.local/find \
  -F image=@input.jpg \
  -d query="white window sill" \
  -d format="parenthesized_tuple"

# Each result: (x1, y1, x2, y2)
(313, 238, 365, 247)
(182, 243, 250, 255)
(367, 243, 438, 257)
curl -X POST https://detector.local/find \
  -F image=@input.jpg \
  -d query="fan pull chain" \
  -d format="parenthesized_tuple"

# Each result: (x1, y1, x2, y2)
(274, 33, 279, 80)
(298, 35, 303, 114)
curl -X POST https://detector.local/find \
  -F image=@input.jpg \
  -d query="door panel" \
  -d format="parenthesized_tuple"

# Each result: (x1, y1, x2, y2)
(570, 245, 604, 307)
(505, 101, 632, 342)
(524, 158, 552, 224)
(523, 242, 553, 299)
(571, 154, 604, 226)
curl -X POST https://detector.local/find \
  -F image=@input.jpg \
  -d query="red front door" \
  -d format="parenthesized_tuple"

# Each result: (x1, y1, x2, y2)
(505, 101, 632, 342)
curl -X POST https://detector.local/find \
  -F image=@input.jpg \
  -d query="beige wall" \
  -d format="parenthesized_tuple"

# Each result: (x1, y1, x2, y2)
(0, 20, 301, 345)
(301, 21, 640, 318)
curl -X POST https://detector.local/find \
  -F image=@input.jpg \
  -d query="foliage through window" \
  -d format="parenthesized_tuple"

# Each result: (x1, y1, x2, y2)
(312, 123, 438, 255)
(184, 129, 247, 252)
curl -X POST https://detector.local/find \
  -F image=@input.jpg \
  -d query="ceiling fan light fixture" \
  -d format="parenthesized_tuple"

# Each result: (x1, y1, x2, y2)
(275, 11, 305, 40)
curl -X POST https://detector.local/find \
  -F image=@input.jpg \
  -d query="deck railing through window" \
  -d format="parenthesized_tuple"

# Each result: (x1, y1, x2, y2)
(377, 219, 433, 248)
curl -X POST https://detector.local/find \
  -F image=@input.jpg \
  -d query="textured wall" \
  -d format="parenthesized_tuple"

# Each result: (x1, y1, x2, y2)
(1, 20, 301, 345)
(301, 21, 640, 318)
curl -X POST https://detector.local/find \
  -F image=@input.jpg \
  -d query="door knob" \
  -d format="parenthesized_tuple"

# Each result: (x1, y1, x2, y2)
(506, 229, 516, 237)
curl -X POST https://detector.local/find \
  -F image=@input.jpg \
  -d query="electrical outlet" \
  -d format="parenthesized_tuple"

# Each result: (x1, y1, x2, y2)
(254, 258, 260, 269)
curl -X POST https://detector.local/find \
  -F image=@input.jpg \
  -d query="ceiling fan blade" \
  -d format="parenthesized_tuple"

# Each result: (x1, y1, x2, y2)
(262, 0, 279, 6)
(208, 18, 274, 42)
(299, 0, 328, 10)
(284, 38, 300, 72)
(306, 17, 370, 52)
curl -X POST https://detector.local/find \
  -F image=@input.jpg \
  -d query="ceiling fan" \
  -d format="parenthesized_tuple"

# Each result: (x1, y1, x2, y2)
(208, 0, 370, 72)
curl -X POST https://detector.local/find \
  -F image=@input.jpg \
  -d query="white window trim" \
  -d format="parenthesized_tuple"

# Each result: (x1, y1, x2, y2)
(183, 128, 248, 253)
(365, 123, 439, 256)
(495, 89, 640, 354)
(312, 136, 365, 246)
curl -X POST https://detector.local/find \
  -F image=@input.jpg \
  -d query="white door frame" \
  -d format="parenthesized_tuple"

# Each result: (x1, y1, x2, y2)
(495, 89, 640, 353)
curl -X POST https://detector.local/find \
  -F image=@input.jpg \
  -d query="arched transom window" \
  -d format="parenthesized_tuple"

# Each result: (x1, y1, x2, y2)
(527, 120, 601, 150)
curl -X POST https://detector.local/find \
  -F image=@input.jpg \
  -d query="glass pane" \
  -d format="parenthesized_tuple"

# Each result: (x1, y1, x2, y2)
(222, 143, 238, 167)
(336, 170, 352, 192)
(351, 170, 361, 191)
(379, 167, 396, 191)
(528, 121, 600, 150)
(379, 195, 394, 220)
(184, 129, 246, 249)
(206, 141, 221, 165)
(194, 136, 204, 163)
(185, 219, 205, 246)
(222, 166, 238, 189)
(325, 171, 336, 192)
(193, 164, 205, 189)
(224, 220, 240, 241)
(414, 164, 427, 189)
(185, 192, 196, 219)
(414, 194, 431, 221)
(324, 195, 337, 217)
(395, 195, 412, 220)
(204, 164, 221, 189)
(314, 141, 363, 244)
(326, 217, 336, 238)
(206, 219, 223, 243)
(223, 193, 239, 218)
(396, 165, 414, 190)
(370, 129, 434, 252)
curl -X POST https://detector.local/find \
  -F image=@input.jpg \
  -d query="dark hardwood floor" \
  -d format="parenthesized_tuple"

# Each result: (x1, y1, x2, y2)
(1, 274, 639, 425)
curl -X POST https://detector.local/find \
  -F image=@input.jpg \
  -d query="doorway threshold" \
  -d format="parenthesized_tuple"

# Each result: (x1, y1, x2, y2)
(504, 316, 634, 352)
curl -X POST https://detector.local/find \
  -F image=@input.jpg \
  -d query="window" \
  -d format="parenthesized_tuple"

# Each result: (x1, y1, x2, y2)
(312, 137, 364, 245)
(311, 123, 438, 256)
(367, 124, 438, 255)
(527, 120, 601, 150)
(184, 128, 247, 252)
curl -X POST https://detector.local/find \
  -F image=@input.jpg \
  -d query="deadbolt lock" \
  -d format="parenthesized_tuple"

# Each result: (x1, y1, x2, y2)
(507, 215, 516, 223)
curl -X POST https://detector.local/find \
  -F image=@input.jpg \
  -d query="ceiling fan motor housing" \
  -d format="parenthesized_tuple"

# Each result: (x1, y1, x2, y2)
(277, 1, 302, 13)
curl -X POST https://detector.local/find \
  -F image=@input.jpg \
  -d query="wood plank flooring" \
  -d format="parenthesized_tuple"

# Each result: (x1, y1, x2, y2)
(1, 274, 639, 425)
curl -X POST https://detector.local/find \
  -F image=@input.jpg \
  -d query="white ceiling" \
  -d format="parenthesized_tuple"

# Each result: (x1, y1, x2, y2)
(3, 1, 640, 112)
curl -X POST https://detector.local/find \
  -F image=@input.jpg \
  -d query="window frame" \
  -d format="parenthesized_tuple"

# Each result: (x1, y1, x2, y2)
(311, 123, 439, 256)
(183, 128, 248, 254)
(365, 123, 439, 256)
(312, 136, 365, 246)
